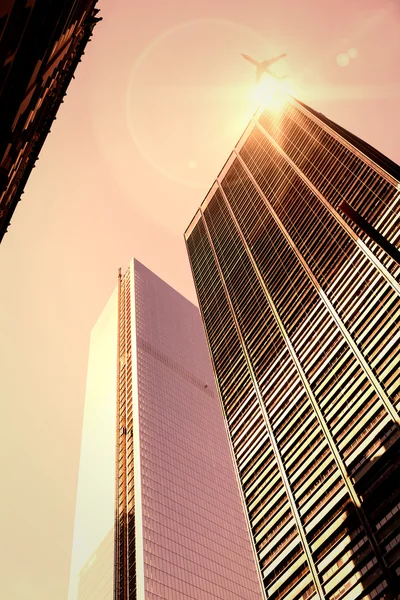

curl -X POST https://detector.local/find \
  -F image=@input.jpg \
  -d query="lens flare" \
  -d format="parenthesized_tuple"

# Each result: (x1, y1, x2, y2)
(251, 78, 290, 115)
(348, 47, 358, 59)
(336, 53, 350, 67)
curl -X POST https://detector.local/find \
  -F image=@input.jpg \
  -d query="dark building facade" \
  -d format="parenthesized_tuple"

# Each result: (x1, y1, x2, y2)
(185, 92, 400, 600)
(0, 0, 101, 242)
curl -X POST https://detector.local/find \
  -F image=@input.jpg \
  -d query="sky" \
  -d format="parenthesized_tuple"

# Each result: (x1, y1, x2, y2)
(0, 0, 399, 598)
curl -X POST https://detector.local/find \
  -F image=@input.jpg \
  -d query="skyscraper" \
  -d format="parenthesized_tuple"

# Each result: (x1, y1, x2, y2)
(0, 0, 101, 242)
(185, 90, 400, 600)
(69, 259, 262, 600)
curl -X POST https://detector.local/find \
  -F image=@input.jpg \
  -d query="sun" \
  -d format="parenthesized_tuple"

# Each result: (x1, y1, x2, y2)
(250, 77, 291, 115)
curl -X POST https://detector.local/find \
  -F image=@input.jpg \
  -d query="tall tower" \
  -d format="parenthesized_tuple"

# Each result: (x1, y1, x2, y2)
(114, 259, 262, 600)
(185, 91, 400, 600)
(70, 259, 263, 600)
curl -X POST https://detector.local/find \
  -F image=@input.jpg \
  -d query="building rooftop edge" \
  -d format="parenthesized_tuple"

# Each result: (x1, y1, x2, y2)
(294, 98, 400, 183)
(184, 91, 400, 240)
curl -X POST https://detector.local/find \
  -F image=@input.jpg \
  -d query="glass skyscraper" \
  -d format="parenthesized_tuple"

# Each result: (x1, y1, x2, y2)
(70, 259, 262, 600)
(185, 91, 400, 600)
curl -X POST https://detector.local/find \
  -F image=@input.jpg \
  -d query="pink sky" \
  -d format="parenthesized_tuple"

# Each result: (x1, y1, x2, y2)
(0, 0, 399, 598)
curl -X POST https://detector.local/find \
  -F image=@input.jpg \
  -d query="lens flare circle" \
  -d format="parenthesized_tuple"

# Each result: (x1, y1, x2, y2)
(336, 53, 350, 67)
(125, 19, 271, 188)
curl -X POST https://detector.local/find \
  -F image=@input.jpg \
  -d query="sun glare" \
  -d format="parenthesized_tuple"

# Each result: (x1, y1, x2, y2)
(250, 77, 290, 115)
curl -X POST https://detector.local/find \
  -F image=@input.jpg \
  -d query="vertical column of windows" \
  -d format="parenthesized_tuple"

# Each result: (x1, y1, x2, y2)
(126, 272, 135, 600)
(116, 273, 127, 599)
(242, 115, 400, 583)
(240, 128, 400, 414)
(187, 221, 315, 600)
(219, 165, 394, 598)
(257, 104, 400, 282)
(237, 136, 400, 562)
(115, 270, 136, 600)
(221, 159, 397, 481)
(202, 196, 323, 600)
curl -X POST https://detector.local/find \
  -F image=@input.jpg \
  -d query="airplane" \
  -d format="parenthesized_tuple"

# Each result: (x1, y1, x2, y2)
(241, 53, 287, 82)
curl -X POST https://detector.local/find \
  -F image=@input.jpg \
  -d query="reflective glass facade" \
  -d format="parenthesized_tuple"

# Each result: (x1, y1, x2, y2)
(115, 259, 262, 599)
(185, 96, 400, 600)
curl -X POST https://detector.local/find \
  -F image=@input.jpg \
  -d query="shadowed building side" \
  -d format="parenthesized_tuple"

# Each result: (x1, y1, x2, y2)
(185, 93, 400, 600)
(0, 0, 101, 242)
(68, 287, 118, 600)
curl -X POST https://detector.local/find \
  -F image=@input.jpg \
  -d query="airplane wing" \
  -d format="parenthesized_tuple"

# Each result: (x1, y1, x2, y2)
(241, 53, 260, 67)
(262, 53, 287, 68)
